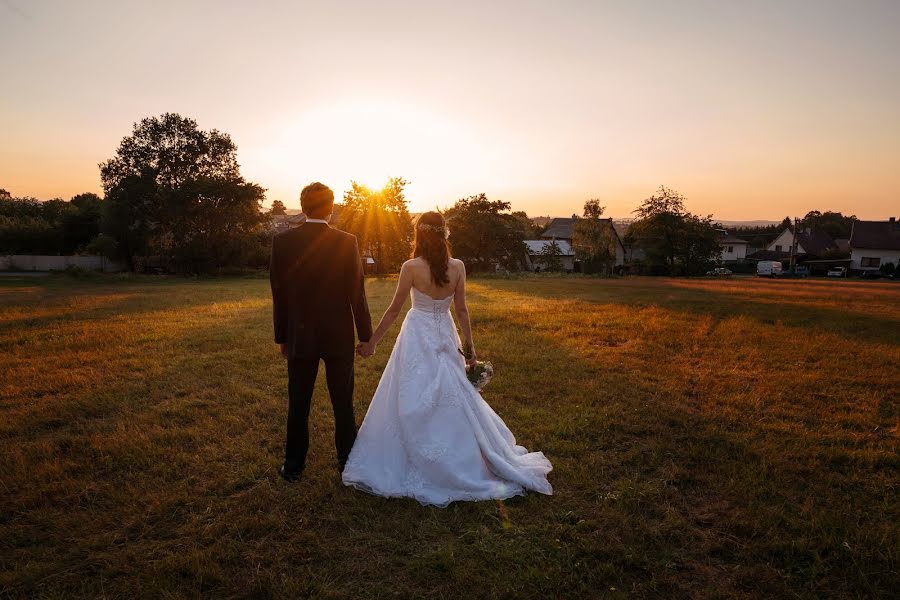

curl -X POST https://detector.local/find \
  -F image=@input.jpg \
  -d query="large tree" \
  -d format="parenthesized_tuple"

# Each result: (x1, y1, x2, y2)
(336, 177, 413, 274)
(799, 210, 857, 239)
(572, 199, 617, 274)
(99, 113, 266, 271)
(626, 186, 720, 275)
(270, 199, 287, 216)
(443, 194, 530, 272)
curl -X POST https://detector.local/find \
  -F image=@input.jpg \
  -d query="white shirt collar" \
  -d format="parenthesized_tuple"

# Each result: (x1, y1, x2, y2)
(305, 218, 329, 224)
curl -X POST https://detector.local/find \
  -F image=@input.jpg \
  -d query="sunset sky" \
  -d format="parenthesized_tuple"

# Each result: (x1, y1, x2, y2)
(1, 0, 898, 220)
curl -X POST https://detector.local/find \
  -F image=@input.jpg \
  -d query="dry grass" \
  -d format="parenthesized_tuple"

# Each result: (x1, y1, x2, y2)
(1, 274, 897, 598)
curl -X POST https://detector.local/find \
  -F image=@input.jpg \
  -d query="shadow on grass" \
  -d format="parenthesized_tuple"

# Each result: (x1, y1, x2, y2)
(479, 277, 900, 348)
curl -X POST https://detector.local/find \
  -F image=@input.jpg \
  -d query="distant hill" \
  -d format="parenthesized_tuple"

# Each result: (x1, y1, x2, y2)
(712, 220, 781, 228)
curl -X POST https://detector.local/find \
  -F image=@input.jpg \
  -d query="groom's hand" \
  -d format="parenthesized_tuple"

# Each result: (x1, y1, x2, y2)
(279, 343, 289, 359)
(356, 340, 376, 358)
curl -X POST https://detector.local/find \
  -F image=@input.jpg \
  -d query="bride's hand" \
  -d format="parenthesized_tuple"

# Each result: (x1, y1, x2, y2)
(356, 340, 376, 358)
(466, 350, 477, 368)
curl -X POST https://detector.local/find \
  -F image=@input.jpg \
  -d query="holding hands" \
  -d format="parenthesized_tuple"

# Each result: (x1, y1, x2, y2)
(356, 339, 377, 358)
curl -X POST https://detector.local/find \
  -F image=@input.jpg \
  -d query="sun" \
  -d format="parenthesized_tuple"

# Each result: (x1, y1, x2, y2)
(246, 97, 500, 210)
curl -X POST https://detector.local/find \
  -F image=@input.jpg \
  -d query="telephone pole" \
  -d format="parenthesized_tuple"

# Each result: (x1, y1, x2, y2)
(789, 216, 799, 275)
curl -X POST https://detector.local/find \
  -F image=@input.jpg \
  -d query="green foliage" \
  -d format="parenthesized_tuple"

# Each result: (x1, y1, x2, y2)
(270, 200, 287, 216)
(99, 113, 266, 272)
(572, 199, 617, 274)
(443, 194, 530, 272)
(627, 186, 720, 275)
(511, 210, 544, 238)
(335, 178, 413, 274)
(84, 233, 118, 258)
(799, 210, 857, 239)
(537, 239, 564, 271)
(0, 193, 102, 254)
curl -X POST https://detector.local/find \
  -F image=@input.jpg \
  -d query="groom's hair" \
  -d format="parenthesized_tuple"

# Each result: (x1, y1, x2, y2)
(300, 182, 334, 219)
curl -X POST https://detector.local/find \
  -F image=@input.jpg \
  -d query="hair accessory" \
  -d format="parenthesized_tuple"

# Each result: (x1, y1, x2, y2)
(417, 223, 450, 239)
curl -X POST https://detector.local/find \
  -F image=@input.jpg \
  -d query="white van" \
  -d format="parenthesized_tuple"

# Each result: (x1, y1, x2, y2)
(757, 261, 783, 278)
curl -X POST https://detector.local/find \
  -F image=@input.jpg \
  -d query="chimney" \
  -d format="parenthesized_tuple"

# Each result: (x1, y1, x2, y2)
(890, 217, 896, 223)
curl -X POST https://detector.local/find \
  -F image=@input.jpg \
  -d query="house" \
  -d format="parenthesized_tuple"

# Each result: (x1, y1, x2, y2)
(271, 209, 307, 232)
(849, 217, 900, 272)
(524, 239, 576, 272)
(536, 216, 627, 268)
(540, 216, 578, 241)
(271, 205, 344, 233)
(766, 227, 836, 257)
(717, 230, 749, 262)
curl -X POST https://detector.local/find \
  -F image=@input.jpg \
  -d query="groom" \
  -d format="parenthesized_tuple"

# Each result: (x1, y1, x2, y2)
(269, 182, 372, 482)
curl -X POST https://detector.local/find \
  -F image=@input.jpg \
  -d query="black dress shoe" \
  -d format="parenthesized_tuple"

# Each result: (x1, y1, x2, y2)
(279, 464, 302, 482)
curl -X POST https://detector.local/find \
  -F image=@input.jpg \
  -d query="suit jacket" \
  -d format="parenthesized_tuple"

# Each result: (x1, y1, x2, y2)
(269, 222, 372, 359)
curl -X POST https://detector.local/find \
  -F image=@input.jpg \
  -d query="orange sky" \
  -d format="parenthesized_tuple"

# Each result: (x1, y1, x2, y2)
(1, 0, 898, 220)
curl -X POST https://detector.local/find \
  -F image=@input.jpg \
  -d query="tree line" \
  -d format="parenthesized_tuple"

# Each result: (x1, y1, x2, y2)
(0, 111, 858, 276)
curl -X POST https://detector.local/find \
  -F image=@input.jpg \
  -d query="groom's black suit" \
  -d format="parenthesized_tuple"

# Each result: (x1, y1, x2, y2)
(269, 221, 372, 474)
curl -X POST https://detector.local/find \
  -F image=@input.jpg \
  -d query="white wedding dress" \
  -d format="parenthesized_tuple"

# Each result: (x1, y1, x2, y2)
(342, 287, 553, 507)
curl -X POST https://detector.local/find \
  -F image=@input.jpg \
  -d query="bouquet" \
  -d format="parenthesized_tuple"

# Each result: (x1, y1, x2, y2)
(466, 360, 494, 391)
(459, 345, 493, 391)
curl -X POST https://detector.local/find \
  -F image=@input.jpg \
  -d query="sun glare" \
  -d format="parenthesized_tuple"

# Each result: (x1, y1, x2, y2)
(248, 98, 502, 210)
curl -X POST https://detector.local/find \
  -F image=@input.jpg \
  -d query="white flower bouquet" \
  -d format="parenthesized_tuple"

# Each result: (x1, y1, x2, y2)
(466, 360, 494, 391)
(459, 345, 493, 390)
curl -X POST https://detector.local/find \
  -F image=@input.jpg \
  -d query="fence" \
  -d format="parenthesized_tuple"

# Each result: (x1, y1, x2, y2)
(0, 255, 125, 272)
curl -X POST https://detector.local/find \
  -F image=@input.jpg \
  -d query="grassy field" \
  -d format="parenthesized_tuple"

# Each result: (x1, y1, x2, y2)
(1, 274, 898, 598)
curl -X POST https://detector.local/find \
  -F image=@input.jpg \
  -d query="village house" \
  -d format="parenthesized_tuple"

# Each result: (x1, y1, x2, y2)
(765, 226, 836, 257)
(526, 216, 625, 271)
(270, 206, 344, 233)
(849, 217, 900, 272)
(524, 239, 576, 272)
(717, 230, 749, 262)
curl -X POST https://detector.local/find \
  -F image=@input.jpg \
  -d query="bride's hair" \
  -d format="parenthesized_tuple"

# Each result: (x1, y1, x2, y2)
(412, 211, 451, 286)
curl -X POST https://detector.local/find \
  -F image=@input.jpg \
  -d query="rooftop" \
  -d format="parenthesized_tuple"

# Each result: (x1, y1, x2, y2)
(525, 239, 574, 256)
(850, 218, 900, 250)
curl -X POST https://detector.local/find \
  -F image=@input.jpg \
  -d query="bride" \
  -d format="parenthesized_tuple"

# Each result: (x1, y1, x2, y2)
(342, 211, 553, 507)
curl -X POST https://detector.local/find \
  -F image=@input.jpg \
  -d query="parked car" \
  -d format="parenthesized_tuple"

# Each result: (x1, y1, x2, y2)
(706, 267, 733, 277)
(757, 261, 783, 278)
(783, 265, 810, 278)
(860, 270, 894, 280)
(827, 267, 847, 278)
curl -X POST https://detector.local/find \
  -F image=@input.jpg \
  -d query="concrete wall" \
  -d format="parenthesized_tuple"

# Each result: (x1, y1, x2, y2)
(1, 255, 125, 272)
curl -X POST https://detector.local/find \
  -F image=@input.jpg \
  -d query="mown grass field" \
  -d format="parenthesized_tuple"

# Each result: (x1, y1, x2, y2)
(1, 274, 898, 598)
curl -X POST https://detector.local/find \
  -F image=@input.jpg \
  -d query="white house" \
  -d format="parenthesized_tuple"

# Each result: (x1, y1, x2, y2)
(849, 218, 900, 272)
(766, 227, 836, 257)
(536, 216, 626, 269)
(717, 230, 749, 262)
(524, 239, 576, 272)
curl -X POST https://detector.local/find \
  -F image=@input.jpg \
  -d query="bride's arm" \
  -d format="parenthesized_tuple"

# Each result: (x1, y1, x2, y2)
(360, 261, 414, 354)
(452, 261, 476, 366)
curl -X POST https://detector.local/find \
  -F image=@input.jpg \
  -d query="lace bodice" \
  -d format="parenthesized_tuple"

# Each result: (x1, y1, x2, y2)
(410, 287, 453, 314)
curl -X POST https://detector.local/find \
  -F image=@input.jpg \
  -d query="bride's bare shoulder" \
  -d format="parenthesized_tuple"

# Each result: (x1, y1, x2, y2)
(449, 257, 465, 270)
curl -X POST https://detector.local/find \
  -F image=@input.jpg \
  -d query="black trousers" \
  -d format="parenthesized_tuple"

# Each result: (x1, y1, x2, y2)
(284, 354, 357, 472)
